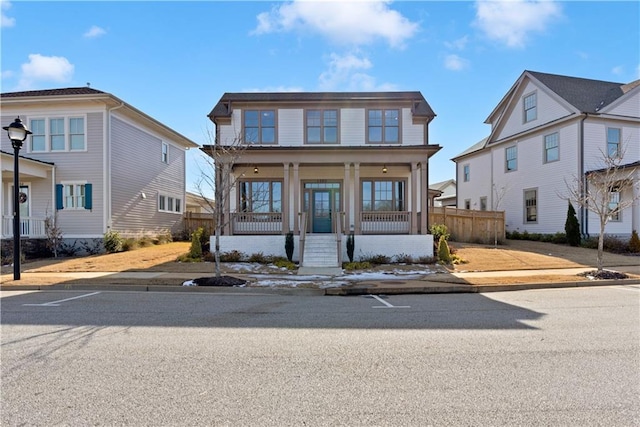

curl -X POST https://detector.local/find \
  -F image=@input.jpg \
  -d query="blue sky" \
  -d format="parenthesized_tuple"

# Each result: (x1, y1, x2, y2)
(2, 0, 639, 195)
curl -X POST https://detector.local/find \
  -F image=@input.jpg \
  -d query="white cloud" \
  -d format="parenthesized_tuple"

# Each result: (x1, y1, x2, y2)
(318, 51, 397, 91)
(473, 0, 562, 48)
(17, 54, 74, 90)
(444, 54, 469, 71)
(1, 0, 15, 28)
(1, 69, 14, 79)
(252, 1, 419, 49)
(83, 25, 106, 38)
(444, 35, 469, 50)
(611, 66, 624, 76)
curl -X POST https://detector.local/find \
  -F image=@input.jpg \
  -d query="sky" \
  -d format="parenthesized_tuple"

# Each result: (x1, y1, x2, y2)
(1, 0, 639, 196)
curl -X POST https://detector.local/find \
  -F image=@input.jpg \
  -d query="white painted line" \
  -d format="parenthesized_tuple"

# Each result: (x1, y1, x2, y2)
(23, 291, 101, 307)
(613, 285, 640, 293)
(371, 294, 411, 309)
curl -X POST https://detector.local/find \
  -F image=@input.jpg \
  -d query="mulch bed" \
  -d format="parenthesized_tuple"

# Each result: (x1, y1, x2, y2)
(193, 276, 247, 287)
(578, 270, 629, 280)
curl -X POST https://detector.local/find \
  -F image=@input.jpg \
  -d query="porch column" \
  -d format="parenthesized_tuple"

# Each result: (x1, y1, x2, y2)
(282, 163, 290, 233)
(421, 161, 428, 234)
(633, 175, 639, 233)
(343, 162, 351, 233)
(293, 163, 300, 235)
(354, 163, 360, 234)
(411, 162, 418, 234)
(223, 162, 232, 236)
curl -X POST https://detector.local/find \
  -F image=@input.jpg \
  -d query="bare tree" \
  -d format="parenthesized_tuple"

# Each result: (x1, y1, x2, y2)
(492, 183, 509, 248)
(44, 208, 63, 258)
(564, 146, 640, 271)
(194, 128, 248, 278)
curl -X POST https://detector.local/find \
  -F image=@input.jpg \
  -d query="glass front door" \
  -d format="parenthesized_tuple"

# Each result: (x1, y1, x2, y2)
(312, 190, 332, 233)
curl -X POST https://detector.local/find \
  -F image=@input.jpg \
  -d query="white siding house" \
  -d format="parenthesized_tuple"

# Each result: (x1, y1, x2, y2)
(1, 87, 198, 253)
(206, 92, 441, 268)
(453, 71, 640, 238)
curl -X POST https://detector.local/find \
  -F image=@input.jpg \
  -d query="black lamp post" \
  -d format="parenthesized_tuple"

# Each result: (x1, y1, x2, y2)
(3, 117, 32, 280)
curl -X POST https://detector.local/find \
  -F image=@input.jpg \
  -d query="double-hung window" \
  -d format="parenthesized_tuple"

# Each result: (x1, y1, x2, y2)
(161, 142, 169, 163)
(306, 110, 338, 143)
(30, 119, 46, 152)
(463, 164, 470, 182)
(506, 146, 517, 172)
(608, 187, 621, 221)
(69, 118, 85, 150)
(239, 180, 282, 213)
(29, 117, 85, 152)
(50, 118, 65, 151)
(544, 132, 559, 163)
(523, 92, 537, 123)
(56, 183, 92, 210)
(524, 189, 537, 223)
(362, 180, 405, 211)
(368, 109, 399, 143)
(607, 128, 621, 158)
(244, 110, 276, 144)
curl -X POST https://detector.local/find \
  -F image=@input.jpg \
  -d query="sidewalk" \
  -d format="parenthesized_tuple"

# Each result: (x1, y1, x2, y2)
(2, 265, 639, 295)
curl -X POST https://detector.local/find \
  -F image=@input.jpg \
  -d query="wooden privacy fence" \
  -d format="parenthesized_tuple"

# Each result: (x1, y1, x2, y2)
(183, 212, 215, 236)
(428, 206, 505, 244)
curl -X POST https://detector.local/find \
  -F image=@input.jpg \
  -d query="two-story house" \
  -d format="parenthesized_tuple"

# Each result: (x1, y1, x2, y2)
(453, 71, 639, 238)
(1, 87, 198, 253)
(206, 92, 441, 269)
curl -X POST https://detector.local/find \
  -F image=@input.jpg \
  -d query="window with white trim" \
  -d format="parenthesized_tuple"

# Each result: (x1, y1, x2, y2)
(544, 132, 559, 163)
(29, 116, 85, 152)
(463, 164, 470, 182)
(608, 187, 621, 221)
(524, 189, 537, 223)
(506, 145, 517, 172)
(161, 142, 169, 163)
(607, 128, 621, 158)
(523, 92, 537, 123)
(158, 194, 182, 213)
(56, 182, 92, 210)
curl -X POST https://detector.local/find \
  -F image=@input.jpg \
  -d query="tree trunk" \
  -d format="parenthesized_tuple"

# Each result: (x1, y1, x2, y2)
(597, 219, 605, 272)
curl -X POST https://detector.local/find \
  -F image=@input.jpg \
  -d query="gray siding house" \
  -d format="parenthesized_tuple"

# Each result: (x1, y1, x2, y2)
(1, 88, 198, 251)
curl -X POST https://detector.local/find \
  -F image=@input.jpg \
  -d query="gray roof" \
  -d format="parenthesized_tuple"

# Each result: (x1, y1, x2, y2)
(0, 150, 55, 165)
(528, 71, 624, 113)
(1, 87, 107, 98)
(452, 137, 488, 160)
(209, 91, 436, 120)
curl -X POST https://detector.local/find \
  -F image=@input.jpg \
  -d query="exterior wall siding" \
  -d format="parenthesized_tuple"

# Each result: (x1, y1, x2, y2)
(340, 109, 365, 146)
(605, 90, 640, 118)
(401, 108, 424, 145)
(278, 109, 303, 146)
(456, 151, 492, 210)
(110, 116, 185, 236)
(496, 80, 573, 141)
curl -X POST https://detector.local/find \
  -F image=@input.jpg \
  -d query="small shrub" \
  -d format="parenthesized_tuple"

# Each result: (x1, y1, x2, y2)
(565, 202, 581, 246)
(429, 224, 450, 243)
(551, 232, 567, 244)
(59, 241, 80, 257)
(394, 253, 414, 264)
(437, 236, 451, 264)
(80, 240, 102, 255)
(122, 238, 139, 252)
(220, 250, 244, 262)
(176, 253, 201, 263)
(603, 235, 629, 254)
(360, 254, 391, 265)
(103, 231, 123, 253)
(285, 232, 294, 262)
(156, 233, 173, 245)
(416, 255, 437, 264)
(189, 228, 204, 260)
(138, 236, 154, 248)
(581, 237, 598, 249)
(202, 251, 215, 262)
(249, 252, 272, 264)
(629, 230, 640, 253)
(342, 261, 372, 270)
(274, 258, 296, 270)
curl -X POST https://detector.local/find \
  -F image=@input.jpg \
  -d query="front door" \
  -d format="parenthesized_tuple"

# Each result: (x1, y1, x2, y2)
(312, 190, 332, 233)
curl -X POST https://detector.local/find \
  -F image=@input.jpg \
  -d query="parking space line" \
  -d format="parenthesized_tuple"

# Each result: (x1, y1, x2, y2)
(23, 291, 101, 307)
(370, 295, 411, 309)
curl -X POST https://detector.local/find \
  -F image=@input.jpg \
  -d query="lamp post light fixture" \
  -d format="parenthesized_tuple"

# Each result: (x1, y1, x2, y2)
(3, 117, 32, 280)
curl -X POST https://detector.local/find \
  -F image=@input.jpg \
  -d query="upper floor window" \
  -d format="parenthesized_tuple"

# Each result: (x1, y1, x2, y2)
(544, 132, 559, 163)
(524, 189, 537, 223)
(506, 145, 517, 172)
(362, 180, 405, 211)
(158, 194, 182, 214)
(161, 142, 169, 163)
(463, 164, 470, 182)
(608, 187, 621, 221)
(306, 110, 338, 144)
(523, 92, 537, 123)
(239, 180, 282, 213)
(29, 116, 85, 152)
(244, 110, 276, 144)
(368, 109, 399, 143)
(607, 128, 621, 157)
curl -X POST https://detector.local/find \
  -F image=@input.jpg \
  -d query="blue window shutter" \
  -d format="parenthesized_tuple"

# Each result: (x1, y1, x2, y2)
(56, 184, 64, 210)
(84, 184, 92, 210)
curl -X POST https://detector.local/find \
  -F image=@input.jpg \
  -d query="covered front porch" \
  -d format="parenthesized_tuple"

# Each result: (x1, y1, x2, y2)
(1, 151, 54, 239)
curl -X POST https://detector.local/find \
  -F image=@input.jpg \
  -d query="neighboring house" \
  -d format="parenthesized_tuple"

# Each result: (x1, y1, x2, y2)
(453, 71, 639, 238)
(185, 191, 214, 214)
(206, 92, 441, 268)
(429, 179, 457, 207)
(1, 87, 198, 252)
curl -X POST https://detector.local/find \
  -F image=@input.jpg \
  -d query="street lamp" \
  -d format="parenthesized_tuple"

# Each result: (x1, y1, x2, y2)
(3, 117, 32, 280)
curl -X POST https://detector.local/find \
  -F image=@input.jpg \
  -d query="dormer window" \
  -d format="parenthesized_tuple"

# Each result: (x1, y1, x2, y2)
(523, 92, 537, 123)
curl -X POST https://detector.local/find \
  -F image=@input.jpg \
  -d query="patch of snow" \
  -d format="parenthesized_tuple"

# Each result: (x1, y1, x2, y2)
(182, 280, 196, 286)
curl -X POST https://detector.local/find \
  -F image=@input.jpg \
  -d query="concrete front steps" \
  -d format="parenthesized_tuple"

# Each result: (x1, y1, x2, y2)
(298, 234, 342, 276)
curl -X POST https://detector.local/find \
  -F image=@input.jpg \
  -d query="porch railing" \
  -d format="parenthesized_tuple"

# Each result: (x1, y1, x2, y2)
(360, 211, 411, 234)
(231, 212, 283, 235)
(1, 216, 46, 238)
